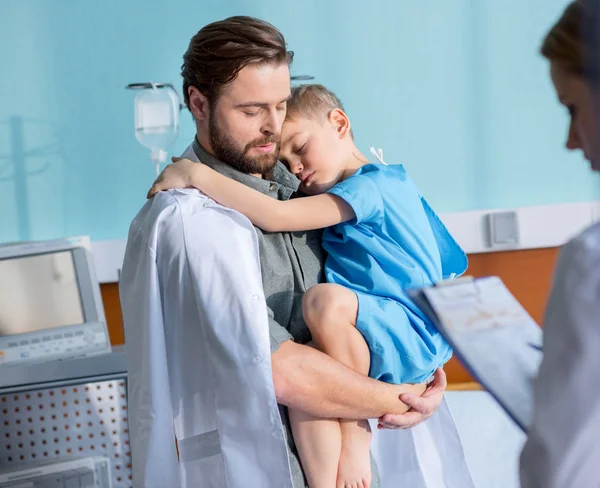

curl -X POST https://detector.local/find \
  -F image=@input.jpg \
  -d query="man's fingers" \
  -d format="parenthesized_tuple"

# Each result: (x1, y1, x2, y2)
(376, 369, 447, 430)
(399, 393, 431, 414)
(382, 412, 422, 424)
(379, 411, 422, 428)
(424, 368, 447, 395)
(398, 368, 446, 409)
(379, 419, 415, 429)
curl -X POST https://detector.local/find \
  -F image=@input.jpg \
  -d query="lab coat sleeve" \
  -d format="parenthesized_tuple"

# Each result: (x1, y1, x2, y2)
(520, 230, 600, 488)
(173, 195, 295, 487)
(120, 220, 181, 488)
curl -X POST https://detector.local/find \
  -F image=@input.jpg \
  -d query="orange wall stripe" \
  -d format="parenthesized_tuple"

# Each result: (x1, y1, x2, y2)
(100, 247, 559, 383)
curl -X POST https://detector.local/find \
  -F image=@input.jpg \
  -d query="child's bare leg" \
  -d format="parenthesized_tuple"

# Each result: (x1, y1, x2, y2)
(288, 407, 341, 488)
(303, 284, 372, 488)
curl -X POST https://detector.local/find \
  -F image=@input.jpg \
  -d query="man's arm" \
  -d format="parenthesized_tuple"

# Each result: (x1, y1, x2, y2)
(272, 340, 425, 420)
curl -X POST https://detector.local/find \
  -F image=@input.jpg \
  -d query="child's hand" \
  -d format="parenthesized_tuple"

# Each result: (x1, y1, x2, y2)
(147, 157, 197, 199)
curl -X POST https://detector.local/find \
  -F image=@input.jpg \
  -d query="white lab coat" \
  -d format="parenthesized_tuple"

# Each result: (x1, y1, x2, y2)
(120, 144, 475, 488)
(520, 222, 600, 488)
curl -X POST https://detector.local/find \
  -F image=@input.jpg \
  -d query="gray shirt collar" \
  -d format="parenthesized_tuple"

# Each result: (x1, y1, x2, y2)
(192, 138, 299, 200)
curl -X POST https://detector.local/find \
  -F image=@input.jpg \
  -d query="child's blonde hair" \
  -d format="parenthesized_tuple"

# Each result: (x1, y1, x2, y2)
(286, 84, 354, 138)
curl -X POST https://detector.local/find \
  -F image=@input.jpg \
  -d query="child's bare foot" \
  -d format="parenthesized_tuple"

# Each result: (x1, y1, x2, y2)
(336, 419, 372, 488)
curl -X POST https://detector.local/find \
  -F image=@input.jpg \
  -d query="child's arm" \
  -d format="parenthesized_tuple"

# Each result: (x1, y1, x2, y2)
(148, 157, 356, 232)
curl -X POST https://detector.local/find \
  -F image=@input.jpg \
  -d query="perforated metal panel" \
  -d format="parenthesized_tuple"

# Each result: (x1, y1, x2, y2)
(0, 378, 131, 487)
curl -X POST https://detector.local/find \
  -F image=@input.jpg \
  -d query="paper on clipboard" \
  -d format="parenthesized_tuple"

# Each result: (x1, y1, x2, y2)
(411, 276, 543, 431)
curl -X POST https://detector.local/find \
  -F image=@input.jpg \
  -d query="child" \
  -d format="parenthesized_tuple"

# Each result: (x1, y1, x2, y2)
(148, 84, 468, 488)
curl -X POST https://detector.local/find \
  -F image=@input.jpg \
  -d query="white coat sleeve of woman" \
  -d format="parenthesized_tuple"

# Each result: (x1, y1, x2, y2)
(520, 222, 600, 488)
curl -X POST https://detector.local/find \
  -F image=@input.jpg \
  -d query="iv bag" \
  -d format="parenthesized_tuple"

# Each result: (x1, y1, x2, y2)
(132, 83, 180, 175)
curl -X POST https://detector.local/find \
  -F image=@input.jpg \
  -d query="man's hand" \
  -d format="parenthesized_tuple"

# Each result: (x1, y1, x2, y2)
(377, 368, 447, 430)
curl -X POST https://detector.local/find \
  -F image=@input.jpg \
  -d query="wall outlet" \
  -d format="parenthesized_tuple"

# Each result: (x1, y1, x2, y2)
(486, 211, 520, 248)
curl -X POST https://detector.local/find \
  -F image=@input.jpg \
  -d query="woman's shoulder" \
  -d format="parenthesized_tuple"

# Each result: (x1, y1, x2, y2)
(556, 222, 600, 280)
(564, 222, 600, 256)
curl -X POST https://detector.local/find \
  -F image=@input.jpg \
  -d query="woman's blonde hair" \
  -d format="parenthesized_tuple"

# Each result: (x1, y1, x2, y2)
(541, 0, 599, 80)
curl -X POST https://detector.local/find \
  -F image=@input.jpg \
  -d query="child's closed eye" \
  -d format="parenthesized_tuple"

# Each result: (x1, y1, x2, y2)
(295, 142, 307, 155)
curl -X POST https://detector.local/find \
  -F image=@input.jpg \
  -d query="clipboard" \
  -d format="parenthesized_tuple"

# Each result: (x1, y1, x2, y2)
(409, 276, 543, 431)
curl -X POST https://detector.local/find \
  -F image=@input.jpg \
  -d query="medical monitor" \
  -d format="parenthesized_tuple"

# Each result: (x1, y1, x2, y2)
(0, 237, 111, 366)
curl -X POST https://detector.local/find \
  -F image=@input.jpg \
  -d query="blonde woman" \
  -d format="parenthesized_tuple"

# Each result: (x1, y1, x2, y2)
(521, 2, 600, 486)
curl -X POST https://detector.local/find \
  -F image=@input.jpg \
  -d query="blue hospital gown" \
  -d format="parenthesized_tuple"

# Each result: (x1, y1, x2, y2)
(324, 163, 468, 384)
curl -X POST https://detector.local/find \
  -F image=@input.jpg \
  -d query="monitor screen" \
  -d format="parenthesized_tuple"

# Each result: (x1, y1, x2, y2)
(0, 251, 85, 337)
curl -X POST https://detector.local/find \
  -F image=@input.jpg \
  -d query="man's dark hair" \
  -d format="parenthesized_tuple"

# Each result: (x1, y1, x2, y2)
(181, 16, 294, 109)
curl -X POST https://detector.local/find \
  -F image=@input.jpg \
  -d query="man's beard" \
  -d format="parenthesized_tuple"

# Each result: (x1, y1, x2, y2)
(209, 111, 280, 175)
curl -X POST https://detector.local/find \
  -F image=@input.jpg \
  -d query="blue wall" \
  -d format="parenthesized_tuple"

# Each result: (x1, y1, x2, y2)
(1, 0, 598, 243)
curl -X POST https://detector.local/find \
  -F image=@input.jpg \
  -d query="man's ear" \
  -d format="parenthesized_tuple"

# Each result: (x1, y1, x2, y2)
(188, 86, 210, 122)
(328, 108, 351, 139)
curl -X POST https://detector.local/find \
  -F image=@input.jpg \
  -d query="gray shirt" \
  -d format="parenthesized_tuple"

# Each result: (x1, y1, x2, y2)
(192, 140, 380, 488)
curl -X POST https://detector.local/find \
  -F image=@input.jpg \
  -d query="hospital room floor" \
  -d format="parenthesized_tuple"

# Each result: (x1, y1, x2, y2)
(446, 391, 526, 488)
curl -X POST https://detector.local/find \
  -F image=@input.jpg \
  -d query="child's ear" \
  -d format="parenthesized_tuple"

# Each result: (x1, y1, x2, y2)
(328, 109, 351, 139)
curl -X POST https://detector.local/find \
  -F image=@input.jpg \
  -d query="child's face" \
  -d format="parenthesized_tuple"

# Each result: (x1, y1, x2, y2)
(279, 114, 349, 195)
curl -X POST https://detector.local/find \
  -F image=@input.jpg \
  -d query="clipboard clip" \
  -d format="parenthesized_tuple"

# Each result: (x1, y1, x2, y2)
(435, 275, 474, 287)
(432, 275, 479, 300)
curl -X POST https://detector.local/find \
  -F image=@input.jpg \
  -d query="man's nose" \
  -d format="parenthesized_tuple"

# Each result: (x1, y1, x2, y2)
(261, 108, 281, 136)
